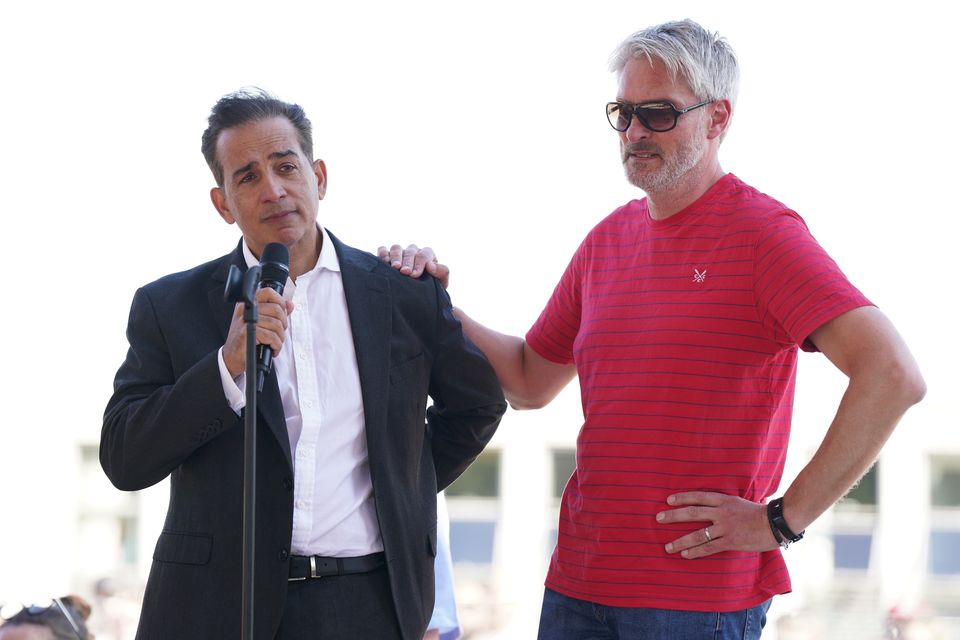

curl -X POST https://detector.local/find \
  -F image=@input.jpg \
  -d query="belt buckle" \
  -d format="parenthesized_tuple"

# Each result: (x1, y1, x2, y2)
(288, 556, 317, 582)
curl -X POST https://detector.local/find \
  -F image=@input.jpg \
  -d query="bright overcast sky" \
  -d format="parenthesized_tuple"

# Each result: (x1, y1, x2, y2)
(2, 0, 954, 505)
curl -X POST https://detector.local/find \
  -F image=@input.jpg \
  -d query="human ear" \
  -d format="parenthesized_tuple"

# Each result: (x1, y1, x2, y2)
(313, 159, 328, 200)
(707, 99, 732, 140)
(210, 187, 236, 225)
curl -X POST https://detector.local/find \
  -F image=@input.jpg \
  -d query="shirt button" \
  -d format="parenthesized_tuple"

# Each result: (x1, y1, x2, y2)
(278, 549, 289, 561)
(282, 478, 293, 490)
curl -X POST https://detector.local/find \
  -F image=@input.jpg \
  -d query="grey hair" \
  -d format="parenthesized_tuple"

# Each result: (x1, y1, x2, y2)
(609, 19, 740, 113)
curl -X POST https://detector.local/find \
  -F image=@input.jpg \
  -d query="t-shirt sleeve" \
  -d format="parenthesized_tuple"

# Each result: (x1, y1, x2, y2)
(753, 211, 872, 352)
(525, 243, 585, 365)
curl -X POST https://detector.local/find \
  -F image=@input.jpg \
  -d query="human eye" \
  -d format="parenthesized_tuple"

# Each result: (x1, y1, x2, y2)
(238, 172, 256, 184)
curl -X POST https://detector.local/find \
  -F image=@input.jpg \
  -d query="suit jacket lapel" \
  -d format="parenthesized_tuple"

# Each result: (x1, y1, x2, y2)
(329, 231, 391, 446)
(208, 242, 292, 468)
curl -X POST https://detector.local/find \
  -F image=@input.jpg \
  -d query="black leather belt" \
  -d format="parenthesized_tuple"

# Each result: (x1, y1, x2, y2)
(288, 552, 385, 581)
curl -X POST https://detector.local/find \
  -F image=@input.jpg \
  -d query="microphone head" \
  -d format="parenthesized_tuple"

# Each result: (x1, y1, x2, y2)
(259, 242, 290, 289)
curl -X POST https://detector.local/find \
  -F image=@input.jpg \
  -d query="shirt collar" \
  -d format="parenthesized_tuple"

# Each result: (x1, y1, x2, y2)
(240, 226, 341, 279)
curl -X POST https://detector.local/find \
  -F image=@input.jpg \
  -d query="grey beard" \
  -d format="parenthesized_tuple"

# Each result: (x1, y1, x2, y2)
(624, 136, 706, 194)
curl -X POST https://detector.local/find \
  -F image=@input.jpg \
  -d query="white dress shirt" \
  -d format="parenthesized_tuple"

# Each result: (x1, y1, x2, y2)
(218, 227, 383, 557)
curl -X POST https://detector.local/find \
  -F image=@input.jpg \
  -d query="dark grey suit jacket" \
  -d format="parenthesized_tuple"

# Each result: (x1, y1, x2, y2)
(101, 231, 506, 639)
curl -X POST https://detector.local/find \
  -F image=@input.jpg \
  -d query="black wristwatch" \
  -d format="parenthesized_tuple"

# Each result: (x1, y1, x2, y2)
(767, 497, 804, 549)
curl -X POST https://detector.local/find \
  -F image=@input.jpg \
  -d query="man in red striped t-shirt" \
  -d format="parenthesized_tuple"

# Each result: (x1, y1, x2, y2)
(383, 19, 925, 640)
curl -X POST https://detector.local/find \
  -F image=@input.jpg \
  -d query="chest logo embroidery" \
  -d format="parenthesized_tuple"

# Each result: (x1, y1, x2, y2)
(693, 268, 707, 283)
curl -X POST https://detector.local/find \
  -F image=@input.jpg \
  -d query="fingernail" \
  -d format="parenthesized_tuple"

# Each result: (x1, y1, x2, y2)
(656, 512, 664, 522)
(667, 495, 676, 505)
(665, 543, 674, 553)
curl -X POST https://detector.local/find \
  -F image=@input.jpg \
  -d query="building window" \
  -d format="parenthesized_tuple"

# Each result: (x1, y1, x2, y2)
(546, 448, 576, 557)
(448, 520, 496, 564)
(832, 464, 878, 571)
(932, 456, 960, 507)
(447, 450, 500, 564)
(552, 449, 576, 500)
(447, 450, 500, 498)
(929, 455, 960, 576)
(76, 444, 140, 576)
(841, 463, 879, 508)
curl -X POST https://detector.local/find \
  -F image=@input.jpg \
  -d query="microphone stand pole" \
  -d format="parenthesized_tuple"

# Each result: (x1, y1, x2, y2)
(226, 264, 261, 640)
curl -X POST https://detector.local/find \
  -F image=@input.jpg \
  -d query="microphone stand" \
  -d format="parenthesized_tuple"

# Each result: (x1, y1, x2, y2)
(225, 264, 262, 640)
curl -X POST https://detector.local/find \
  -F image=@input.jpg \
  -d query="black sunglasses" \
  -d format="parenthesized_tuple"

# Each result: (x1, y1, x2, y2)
(606, 99, 712, 133)
(0, 598, 84, 639)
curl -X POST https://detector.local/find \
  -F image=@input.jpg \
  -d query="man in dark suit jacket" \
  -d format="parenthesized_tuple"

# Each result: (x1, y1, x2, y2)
(100, 89, 506, 640)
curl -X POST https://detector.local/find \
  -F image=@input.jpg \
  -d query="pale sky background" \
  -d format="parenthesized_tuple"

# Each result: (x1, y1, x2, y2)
(1, 0, 956, 598)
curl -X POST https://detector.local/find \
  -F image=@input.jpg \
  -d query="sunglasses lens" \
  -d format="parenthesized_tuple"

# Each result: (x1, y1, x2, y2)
(636, 105, 677, 132)
(607, 103, 680, 132)
(607, 103, 629, 131)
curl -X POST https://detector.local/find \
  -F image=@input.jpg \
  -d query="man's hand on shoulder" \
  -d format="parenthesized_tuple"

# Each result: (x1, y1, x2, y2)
(377, 244, 450, 290)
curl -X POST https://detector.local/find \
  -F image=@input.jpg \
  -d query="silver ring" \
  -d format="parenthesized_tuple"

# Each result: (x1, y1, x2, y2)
(704, 527, 712, 542)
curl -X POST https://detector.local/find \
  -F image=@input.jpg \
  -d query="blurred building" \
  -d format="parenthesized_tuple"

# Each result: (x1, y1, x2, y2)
(1, 361, 956, 640)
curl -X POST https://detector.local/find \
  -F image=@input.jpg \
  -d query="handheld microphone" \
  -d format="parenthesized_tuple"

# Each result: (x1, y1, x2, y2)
(255, 242, 290, 393)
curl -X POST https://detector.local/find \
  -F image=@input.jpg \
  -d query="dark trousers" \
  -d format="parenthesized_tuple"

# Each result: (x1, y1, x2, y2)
(275, 565, 403, 639)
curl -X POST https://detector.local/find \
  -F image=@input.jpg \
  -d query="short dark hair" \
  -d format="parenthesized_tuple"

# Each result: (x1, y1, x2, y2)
(200, 87, 314, 188)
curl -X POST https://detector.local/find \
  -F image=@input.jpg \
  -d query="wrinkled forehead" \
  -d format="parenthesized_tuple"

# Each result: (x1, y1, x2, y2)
(216, 117, 307, 167)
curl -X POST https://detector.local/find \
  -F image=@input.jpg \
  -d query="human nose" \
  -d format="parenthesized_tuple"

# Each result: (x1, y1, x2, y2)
(624, 112, 652, 143)
(260, 173, 287, 202)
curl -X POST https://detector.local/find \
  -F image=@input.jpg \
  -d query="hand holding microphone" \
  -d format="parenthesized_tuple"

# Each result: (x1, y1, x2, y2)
(222, 243, 292, 384)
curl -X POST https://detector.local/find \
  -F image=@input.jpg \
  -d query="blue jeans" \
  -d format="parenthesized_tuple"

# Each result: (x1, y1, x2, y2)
(537, 588, 770, 640)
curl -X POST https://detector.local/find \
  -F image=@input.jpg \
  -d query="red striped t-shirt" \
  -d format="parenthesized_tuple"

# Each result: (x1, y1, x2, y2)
(526, 173, 871, 611)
